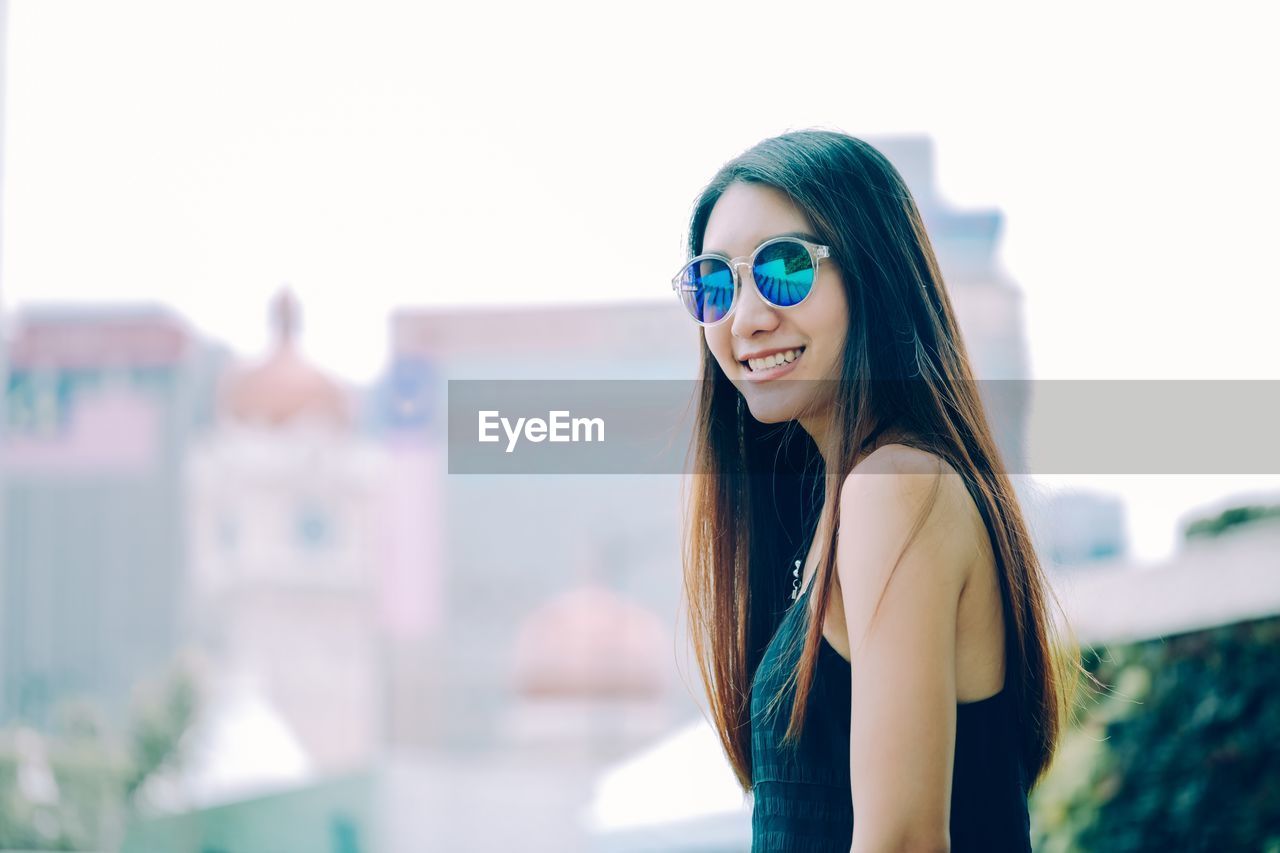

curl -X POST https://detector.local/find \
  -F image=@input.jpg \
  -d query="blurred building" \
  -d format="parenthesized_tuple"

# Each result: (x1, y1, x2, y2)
(184, 289, 388, 780)
(1056, 507, 1280, 644)
(871, 137, 1028, 372)
(870, 136, 1034, 469)
(1037, 487, 1127, 567)
(0, 305, 227, 726)
(379, 299, 699, 758)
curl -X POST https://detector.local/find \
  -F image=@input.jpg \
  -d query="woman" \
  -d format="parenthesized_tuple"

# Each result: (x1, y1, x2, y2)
(673, 130, 1075, 852)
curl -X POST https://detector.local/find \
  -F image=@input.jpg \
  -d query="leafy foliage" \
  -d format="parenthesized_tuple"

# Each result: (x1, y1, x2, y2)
(0, 658, 200, 850)
(1031, 615, 1280, 852)
(1184, 503, 1280, 540)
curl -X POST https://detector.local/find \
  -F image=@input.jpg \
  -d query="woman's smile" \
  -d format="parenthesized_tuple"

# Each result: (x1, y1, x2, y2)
(739, 345, 806, 381)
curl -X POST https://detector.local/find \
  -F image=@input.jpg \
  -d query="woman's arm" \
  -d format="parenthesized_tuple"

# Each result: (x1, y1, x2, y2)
(836, 446, 979, 853)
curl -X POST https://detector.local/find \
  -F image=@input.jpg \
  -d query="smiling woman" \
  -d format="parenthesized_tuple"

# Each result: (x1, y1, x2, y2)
(674, 130, 1079, 852)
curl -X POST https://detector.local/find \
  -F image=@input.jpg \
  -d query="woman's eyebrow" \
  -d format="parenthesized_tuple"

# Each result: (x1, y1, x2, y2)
(703, 231, 823, 257)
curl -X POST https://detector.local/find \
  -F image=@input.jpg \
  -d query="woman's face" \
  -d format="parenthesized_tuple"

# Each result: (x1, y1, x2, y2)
(701, 181, 849, 427)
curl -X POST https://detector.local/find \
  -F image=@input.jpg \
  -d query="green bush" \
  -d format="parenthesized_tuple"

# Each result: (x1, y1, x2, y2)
(0, 658, 199, 850)
(1184, 504, 1280, 540)
(1031, 615, 1280, 852)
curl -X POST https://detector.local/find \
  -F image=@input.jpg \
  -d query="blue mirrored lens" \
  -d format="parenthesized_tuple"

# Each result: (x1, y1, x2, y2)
(753, 240, 815, 307)
(678, 257, 734, 324)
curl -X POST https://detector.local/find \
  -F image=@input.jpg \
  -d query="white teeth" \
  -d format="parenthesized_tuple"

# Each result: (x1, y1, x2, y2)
(747, 347, 804, 372)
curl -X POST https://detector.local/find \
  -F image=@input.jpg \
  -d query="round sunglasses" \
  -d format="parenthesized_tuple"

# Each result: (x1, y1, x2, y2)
(670, 235, 831, 326)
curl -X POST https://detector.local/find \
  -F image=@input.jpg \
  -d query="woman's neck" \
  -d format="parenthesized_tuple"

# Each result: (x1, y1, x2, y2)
(799, 411, 896, 470)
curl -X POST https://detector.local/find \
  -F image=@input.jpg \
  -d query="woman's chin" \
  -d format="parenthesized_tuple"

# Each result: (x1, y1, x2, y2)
(739, 387, 810, 424)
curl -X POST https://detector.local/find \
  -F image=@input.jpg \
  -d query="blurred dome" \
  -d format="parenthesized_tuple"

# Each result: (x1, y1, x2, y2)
(221, 288, 351, 429)
(513, 583, 668, 700)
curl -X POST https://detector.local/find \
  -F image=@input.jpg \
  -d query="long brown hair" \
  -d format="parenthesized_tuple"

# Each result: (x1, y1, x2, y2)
(678, 129, 1076, 792)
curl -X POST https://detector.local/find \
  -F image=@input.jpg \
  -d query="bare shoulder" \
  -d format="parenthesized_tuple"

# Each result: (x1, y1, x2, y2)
(836, 442, 983, 592)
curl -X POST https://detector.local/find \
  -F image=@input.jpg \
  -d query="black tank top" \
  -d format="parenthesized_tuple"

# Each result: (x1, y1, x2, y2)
(748, 444, 1032, 852)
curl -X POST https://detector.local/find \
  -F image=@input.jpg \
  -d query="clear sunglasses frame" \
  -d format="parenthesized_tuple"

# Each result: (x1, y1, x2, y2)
(670, 236, 832, 327)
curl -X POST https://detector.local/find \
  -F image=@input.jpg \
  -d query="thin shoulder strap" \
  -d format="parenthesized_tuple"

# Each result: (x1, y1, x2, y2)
(858, 420, 891, 453)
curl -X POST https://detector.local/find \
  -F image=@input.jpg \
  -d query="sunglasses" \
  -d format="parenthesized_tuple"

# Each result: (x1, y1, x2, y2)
(670, 235, 831, 326)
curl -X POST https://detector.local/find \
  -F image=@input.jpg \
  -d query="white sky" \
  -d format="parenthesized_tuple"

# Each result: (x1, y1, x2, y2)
(3, 1, 1279, 560)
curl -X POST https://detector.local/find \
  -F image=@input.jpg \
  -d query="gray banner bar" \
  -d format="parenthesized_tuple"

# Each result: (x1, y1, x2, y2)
(446, 380, 1280, 475)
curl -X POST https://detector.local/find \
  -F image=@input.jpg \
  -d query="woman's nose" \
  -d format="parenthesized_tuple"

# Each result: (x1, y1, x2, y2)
(730, 262, 779, 336)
